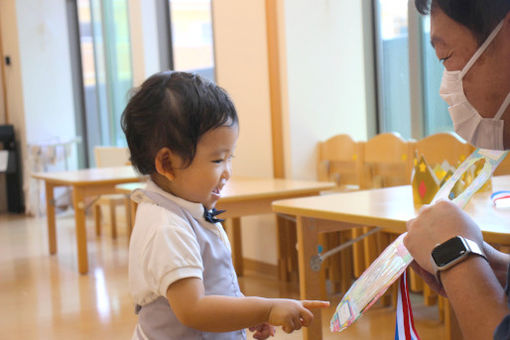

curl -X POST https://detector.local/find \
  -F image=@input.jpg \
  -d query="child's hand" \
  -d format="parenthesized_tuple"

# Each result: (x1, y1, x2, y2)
(268, 299, 330, 333)
(249, 322, 276, 339)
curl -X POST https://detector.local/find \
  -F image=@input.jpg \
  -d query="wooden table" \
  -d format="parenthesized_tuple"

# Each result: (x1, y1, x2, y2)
(272, 175, 510, 340)
(32, 166, 143, 274)
(116, 177, 336, 277)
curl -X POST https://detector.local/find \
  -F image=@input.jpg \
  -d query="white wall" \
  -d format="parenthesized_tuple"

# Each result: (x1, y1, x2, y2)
(0, 0, 78, 213)
(16, 0, 79, 214)
(212, 0, 278, 265)
(283, 0, 373, 180)
(16, 0, 76, 149)
(212, 1, 274, 179)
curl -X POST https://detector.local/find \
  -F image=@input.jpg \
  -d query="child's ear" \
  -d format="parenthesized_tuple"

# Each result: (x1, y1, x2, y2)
(154, 147, 177, 181)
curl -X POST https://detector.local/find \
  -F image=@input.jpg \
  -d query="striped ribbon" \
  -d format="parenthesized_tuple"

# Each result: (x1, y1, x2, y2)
(395, 271, 420, 340)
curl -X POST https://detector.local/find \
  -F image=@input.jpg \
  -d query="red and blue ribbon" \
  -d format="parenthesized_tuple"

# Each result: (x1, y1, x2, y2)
(395, 271, 420, 340)
(491, 190, 510, 206)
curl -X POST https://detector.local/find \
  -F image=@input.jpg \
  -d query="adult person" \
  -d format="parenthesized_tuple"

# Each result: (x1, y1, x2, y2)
(404, 0, 510, 339)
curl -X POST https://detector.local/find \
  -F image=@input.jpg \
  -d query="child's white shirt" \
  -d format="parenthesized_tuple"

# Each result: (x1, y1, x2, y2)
(128, 180, 231, 307)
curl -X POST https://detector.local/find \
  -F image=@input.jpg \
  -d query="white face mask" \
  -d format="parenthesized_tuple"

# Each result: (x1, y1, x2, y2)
(439, 20, 510, 150)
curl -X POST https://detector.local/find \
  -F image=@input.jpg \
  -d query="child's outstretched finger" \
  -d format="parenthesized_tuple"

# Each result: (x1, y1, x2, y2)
(301, 300, 330, 310)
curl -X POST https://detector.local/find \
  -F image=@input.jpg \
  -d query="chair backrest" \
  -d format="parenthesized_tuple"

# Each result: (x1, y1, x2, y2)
(362, 132, 414, 189)
(94, 146, 130, 168)
(317, 134, 364, 188)
(414, 132, 474, 167)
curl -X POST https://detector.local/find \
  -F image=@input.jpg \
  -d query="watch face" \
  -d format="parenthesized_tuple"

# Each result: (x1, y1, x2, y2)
(431, 236, 467, 267)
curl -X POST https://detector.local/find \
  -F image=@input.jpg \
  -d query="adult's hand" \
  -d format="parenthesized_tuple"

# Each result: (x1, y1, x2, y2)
(483, 242, 510, 288)
(409, 261, 446, 296)
(404, 200, 484, 274)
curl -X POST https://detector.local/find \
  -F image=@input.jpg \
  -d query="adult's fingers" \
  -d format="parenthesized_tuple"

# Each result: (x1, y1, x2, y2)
(418, 202, 433, 214)
(406, 218, 415, 230)
(409, 261, 446, 296)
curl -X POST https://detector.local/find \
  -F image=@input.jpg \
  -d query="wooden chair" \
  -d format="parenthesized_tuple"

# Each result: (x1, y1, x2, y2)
(316, 134, 364, 296)
(414, 131, 474, 168)
(362, 132, 414, 189)
(93, 146, 131, 239)
(494, 150, 510, 176)
(318, 134, 364, 191)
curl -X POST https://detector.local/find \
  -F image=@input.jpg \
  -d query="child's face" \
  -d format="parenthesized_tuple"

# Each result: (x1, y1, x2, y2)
(165, 124, 239, 210)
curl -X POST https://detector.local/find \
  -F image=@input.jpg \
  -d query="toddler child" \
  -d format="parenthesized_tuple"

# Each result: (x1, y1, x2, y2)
(121, 71, 329, 339)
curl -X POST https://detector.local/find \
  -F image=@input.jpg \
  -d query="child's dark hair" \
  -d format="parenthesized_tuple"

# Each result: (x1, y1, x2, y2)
(121, 71, 238, 175)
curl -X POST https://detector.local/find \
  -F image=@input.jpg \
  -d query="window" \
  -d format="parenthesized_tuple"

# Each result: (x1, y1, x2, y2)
(421, 16, 452, 135)
(70, 0, 215, 166)
(76, 0, 133, 165)
(375, 0, 411, 138)
(374, 0, 452, 139)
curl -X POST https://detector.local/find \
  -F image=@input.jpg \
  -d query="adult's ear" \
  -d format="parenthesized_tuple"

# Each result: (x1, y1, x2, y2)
(154, 147, 177, 181)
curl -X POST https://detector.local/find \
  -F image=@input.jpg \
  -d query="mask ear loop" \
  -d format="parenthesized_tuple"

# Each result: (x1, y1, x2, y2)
(460, 20, 505, 79)
(494, 92, 510, 120)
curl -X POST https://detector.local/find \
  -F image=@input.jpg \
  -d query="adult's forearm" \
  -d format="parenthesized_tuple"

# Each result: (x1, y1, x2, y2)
(441, 256, 509, 340)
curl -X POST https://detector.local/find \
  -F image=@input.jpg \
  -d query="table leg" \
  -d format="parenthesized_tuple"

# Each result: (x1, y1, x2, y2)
(226, 217, 243, 276)
(72, 186, 89, 274)
(296, 216, 322, 340)
(276, 215, 289, 281)
(45, 181, 57, 254)
(124, 197, 132, 237)
(109, 200, 117, 239)
(362, 226, 378, 269)
(351, 228, 365, 277)
(94, 204, 102, 236)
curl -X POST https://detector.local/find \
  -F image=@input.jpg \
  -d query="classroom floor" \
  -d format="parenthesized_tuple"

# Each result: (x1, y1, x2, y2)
(0, 212, 445, 340)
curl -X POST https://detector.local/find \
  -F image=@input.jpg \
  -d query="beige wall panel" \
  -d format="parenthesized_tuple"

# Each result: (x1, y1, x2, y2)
(212, 0, 277, 264)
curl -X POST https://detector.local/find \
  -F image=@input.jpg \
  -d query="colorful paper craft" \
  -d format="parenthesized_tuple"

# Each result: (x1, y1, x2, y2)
(432, 149, 508, 208)
(411, 156, 440, 205)
(330, 234, 412, 332)
(330, 148, 508, 333)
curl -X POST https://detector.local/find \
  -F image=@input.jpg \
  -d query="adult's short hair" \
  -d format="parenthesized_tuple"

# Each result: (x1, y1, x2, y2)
(415, 0, 510, 44)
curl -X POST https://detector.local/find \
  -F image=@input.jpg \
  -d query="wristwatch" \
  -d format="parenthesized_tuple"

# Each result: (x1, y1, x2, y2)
(431, 236, 488, 281)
